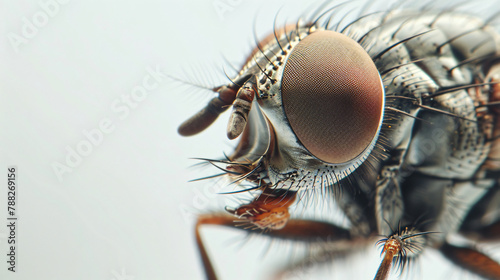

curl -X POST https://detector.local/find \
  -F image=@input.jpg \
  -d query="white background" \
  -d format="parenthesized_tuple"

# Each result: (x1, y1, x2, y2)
(1, 0, 499, 280)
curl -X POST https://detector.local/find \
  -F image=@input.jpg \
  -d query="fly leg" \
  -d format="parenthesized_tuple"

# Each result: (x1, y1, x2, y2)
(195, 214, 353, 280)
(440, 242, 500, 280)
(195, 186, 353, 280)
(373, 226, 429, 280)
(195, 214, 233, 280)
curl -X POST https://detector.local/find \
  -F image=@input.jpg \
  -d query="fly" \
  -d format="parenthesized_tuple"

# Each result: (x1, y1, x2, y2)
(178, 1, 500, 279)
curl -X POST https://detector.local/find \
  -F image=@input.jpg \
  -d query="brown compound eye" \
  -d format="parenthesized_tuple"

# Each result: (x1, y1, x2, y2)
(281, 30, 384, 164)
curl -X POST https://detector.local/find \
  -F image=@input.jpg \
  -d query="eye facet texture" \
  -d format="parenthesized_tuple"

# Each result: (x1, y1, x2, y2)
(281, 30, 384, 164)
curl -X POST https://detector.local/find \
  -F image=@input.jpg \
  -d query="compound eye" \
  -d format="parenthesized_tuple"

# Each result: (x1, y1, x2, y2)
(281, 30, 384, 164)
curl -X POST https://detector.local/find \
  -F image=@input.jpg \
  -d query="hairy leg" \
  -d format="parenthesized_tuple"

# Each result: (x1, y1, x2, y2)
(195, 213, 354, 280)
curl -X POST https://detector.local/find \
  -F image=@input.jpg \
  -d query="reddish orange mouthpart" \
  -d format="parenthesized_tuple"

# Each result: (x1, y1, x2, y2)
(228, 187, 297, 230)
